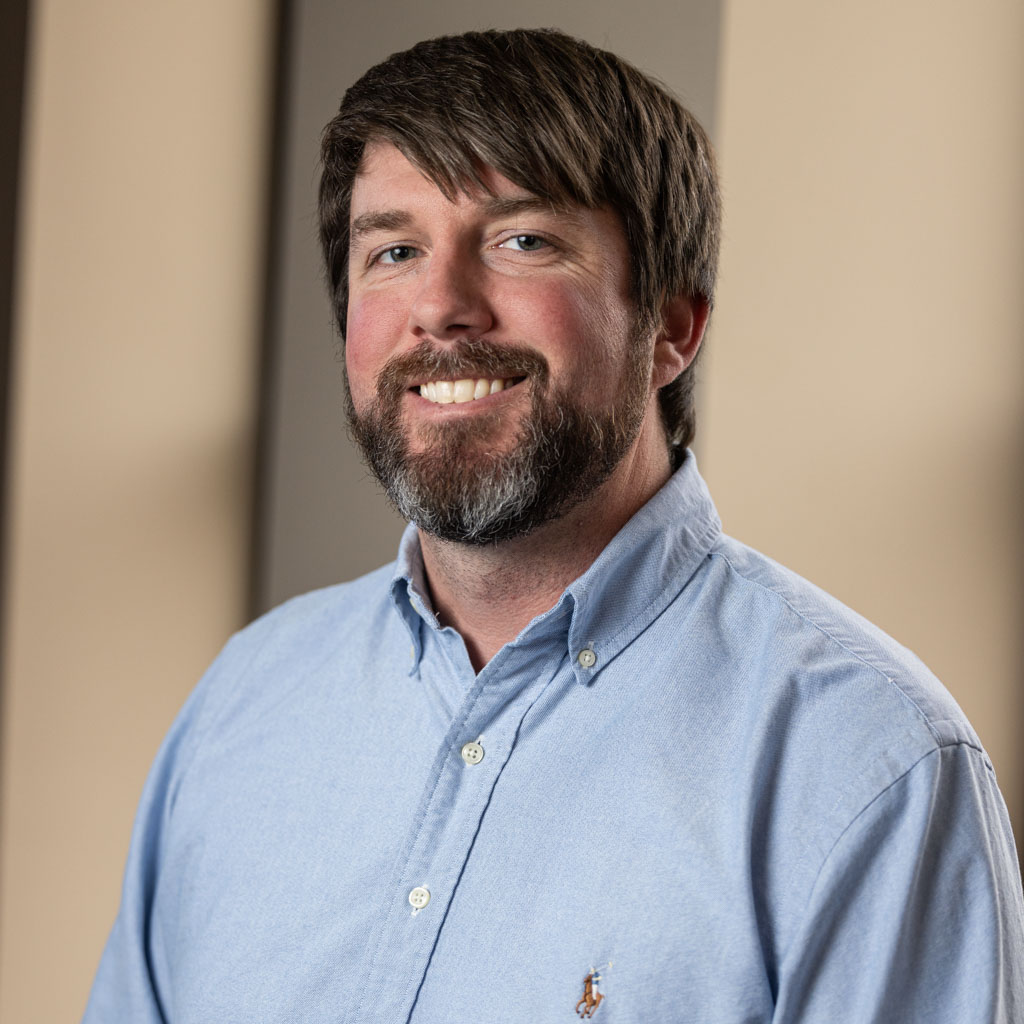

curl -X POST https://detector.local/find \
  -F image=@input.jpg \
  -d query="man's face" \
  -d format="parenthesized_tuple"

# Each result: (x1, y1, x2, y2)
(344, 142, 661, 543)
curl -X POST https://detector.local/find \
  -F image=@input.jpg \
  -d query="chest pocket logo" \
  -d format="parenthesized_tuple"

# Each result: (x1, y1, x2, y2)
(575, 962, 611, 1018)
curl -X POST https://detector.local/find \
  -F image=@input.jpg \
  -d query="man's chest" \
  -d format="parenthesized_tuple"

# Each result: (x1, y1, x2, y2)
(153, 650, 782, 1023)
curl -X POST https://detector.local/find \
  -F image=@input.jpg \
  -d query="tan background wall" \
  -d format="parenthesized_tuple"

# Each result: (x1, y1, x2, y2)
(704, 0, 1024, 828)
(0, 2, 274, 1020)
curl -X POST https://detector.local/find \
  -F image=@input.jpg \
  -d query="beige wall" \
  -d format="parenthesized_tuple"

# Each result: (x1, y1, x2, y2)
(705, 0, 1024, 829)
(0, 2, 273, 1020)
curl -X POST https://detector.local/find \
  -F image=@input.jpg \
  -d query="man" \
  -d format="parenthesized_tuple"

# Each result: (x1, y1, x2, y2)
(86, 28, 1023, 1022)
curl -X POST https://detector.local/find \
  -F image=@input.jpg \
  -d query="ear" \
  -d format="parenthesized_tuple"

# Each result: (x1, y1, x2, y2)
(650, 294, 710, 390)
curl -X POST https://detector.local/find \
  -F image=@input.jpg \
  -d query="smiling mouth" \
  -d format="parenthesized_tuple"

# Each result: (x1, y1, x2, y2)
(415, 376, 526, 405)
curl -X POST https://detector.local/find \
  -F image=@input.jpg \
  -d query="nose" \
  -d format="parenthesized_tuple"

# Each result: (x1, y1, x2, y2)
(408, 246, 494, 340)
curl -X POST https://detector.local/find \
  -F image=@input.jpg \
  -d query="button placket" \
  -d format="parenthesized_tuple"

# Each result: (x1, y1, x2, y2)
(349, 651, 571, 1024)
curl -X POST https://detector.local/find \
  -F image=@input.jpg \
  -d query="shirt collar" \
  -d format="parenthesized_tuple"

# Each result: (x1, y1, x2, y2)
(561, 450, 721, 683)
(390, 450, 722, 682)
(390, 526, 435, 670)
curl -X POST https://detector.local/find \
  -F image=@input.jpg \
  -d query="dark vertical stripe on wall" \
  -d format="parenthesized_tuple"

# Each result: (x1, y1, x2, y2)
(0, 0, 32, 741)
(248, 0, 295, 621)
(0, 0, 32, 973)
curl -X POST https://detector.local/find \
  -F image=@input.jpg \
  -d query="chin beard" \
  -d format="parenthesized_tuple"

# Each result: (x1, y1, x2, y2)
(346, 338, 649, 545)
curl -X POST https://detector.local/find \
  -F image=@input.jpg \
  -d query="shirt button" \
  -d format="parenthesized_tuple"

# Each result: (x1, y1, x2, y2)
(408, 886, 430, 910)
(461, 741, 484, 765)
(577, 648, 597, 668)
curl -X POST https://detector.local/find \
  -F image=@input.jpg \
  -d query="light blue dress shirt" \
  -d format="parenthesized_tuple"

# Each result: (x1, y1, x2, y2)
(85, 455, 1024, 1022)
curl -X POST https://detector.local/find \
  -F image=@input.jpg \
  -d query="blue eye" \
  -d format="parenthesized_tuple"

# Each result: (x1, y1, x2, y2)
(378, 245, 417, 264)
(501, 234, 548, 252)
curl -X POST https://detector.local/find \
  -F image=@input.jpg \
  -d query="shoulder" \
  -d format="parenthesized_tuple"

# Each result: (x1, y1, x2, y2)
(681, 536, 1020, 965)
(230, 561, 398, 660)
(702, 533, 979, 752)
(167, 562, 401, 767)
(679, 534, 994, 892)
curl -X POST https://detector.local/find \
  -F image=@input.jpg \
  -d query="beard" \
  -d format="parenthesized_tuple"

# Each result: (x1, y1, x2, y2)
(345, 336, 650, 545)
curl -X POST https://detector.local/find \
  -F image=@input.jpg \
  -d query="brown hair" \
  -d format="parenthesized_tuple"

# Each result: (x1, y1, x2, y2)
(319, 28, 720, 451)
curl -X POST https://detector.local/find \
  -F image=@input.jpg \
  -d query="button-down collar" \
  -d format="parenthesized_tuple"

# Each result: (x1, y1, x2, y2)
(390, 451, 722, 682)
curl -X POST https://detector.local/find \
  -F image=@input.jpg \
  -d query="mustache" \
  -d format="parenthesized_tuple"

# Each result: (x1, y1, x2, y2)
(376, 339, 549, 403)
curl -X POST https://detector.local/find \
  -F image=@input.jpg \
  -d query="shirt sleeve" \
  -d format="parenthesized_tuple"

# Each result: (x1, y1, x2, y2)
(773, 742, 1024, 1023)
(81, 633, 242, 1024)
(81, 727, 181, 1021)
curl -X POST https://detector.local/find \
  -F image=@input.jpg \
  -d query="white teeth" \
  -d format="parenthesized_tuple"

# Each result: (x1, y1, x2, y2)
(418, 377, 515, 404)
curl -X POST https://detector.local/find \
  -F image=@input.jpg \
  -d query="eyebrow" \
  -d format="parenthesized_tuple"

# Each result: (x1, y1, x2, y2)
(350, 210, 413, 240)
(349, 196, 581, 241)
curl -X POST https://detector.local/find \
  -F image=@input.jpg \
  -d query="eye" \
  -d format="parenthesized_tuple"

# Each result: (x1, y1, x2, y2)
(377, 245, 418, 264)
(499, 234, 549, 252)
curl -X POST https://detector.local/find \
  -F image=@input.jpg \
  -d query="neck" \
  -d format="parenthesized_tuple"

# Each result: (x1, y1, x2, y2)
(419, 423, 672, 672)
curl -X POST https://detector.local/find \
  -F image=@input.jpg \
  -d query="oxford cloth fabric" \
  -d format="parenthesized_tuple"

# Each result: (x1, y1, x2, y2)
(84, 454, 1024, 1022)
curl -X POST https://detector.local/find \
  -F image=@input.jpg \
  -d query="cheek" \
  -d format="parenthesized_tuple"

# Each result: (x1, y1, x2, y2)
(345, 292, 400, 397)
(548, 285, 636, 369)
(510, 281, 626, 353)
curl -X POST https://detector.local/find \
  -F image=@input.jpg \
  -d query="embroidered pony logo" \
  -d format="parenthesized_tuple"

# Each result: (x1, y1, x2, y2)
(575, 962, 612, 1018)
